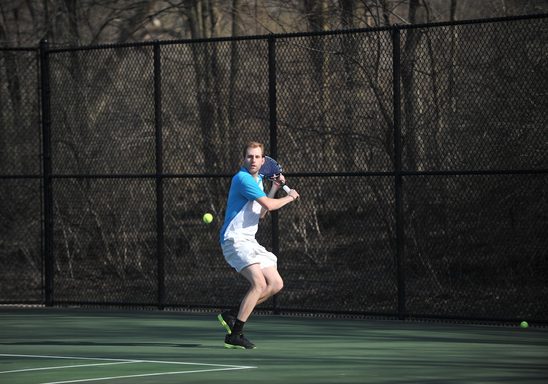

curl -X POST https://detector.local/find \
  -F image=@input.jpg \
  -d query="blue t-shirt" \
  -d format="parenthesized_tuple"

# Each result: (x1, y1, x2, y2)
(220, 167, 266, 244)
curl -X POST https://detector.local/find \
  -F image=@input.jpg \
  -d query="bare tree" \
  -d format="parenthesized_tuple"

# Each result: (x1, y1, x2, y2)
(2, 0, 546, 46)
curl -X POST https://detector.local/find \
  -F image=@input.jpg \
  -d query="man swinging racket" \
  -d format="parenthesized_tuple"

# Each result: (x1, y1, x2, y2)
(218, 141, 300, 349)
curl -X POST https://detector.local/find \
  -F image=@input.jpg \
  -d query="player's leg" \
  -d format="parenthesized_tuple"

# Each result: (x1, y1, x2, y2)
(218, 239, 255, 334)
(220, 241, 279, 349)
(224, 263, 264, 349)
(220, 267, 281, 334)
(237, 263, 267, 321)
(228, 267, 282, 345)
(256, 266, 283, 305)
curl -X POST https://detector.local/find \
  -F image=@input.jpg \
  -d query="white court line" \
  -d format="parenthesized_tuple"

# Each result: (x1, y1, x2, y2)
(40, 366, 254, 384)
(0, 361, 136, 374)
(0, 353, 253, 368)
(0, 353, 257, 383)
(0, 354, 138, 363)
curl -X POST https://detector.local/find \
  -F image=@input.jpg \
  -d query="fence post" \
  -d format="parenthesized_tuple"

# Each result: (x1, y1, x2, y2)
(268, 35, 280, 314)
(153, 42, 165, 310)
(40, 40, 54, 307)
(392, 26, 406, 320)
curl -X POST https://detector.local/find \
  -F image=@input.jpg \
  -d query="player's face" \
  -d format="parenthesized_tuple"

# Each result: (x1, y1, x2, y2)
(244, 147, 264, 176)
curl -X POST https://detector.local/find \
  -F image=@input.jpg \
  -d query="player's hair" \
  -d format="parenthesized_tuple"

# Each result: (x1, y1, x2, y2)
(243, 141, 265, 158)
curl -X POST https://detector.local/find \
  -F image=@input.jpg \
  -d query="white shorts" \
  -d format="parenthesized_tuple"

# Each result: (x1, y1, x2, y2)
(221, 238, 277, 273)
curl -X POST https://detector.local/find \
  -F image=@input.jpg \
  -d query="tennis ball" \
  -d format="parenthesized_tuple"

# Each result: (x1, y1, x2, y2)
(520, 321, 529, 329)
(202, 213, 213, 224)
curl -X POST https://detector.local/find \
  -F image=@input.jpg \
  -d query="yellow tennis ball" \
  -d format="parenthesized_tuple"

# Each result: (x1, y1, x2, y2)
(203, 213, 213, 224)
(520, 321, 529, 329)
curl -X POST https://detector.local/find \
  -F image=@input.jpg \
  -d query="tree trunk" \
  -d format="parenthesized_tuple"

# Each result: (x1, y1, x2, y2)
(340, 0, 358, 169)
(186, 0, 223, 172)
(304, 0, 335, 168)
(228, 0, 240, 152)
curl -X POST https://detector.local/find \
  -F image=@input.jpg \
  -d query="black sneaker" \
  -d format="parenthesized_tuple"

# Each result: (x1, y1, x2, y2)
(224, 333, 256, 350)
(217, 310, 236, 335)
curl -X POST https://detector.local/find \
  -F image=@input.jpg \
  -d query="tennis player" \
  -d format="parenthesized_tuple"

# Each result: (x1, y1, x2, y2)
(218, 141, 300, 349)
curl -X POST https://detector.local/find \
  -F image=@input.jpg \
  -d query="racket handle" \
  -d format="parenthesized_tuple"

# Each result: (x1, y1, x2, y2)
(282, 185, 291, 194)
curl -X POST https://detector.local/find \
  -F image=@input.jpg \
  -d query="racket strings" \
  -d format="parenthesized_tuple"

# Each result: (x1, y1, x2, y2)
(259, 157, 283, 179)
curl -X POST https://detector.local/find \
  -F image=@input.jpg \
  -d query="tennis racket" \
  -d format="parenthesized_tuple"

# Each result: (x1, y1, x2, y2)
(259, 156, 291, 194)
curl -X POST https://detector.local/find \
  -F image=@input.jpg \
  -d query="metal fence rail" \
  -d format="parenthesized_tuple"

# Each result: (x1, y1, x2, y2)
(1, 14, 547, 322)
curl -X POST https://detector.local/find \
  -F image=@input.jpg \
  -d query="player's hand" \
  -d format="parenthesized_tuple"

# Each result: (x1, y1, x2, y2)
(271, 174, 286, 185)
(288, 189, 299, 201)
(271, 174, 286, 189)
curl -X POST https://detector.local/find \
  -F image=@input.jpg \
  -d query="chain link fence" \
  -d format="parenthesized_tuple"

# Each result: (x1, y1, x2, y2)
(1, 14, 547, 322)
(0, 47, 42, 303)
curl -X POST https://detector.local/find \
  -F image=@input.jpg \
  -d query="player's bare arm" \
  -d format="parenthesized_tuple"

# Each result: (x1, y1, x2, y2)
(257, 190, 299, 214)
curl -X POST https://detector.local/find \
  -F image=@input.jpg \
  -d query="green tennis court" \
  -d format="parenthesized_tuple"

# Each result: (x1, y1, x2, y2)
(1, 307, 547, 383)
